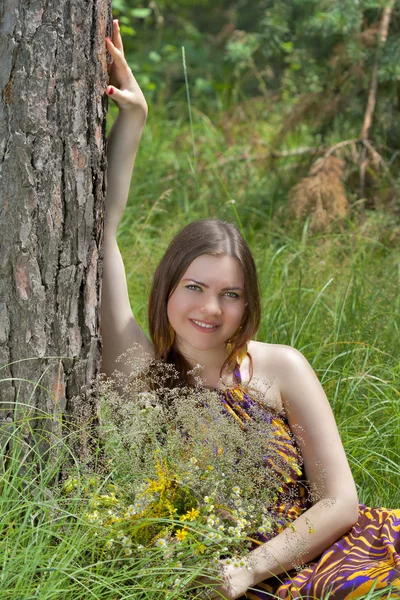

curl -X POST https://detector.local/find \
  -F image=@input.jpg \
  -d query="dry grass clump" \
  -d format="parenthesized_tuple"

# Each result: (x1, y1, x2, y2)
(288, 155, 349, 231)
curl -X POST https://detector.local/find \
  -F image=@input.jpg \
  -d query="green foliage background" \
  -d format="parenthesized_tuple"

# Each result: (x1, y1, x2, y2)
(107, 0, 400, 511)
(0, 3, 399, 599)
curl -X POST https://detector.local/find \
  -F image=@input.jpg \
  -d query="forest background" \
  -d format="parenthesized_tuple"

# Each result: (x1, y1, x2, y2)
(112, 0, 400, 506)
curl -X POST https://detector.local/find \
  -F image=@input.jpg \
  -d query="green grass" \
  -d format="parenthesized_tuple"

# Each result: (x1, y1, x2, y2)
(1, 89, 399, 598)
(117, 95, 400, 512)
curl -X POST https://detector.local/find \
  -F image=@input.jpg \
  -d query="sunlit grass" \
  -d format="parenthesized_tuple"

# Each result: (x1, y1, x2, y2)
(1, 81, 399, 598)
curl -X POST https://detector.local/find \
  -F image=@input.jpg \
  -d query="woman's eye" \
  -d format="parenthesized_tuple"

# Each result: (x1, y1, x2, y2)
(186, 284, 202, 291)
(185, 285, 239, 299)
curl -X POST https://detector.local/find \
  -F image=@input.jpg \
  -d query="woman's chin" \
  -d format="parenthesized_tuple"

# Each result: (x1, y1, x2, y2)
(175, 336, 225, 356)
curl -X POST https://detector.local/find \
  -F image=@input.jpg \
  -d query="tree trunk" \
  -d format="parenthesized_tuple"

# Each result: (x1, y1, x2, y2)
(0, 0, 111, 463)
(360, 0, 395, 141)
(359, 0, 395, 202)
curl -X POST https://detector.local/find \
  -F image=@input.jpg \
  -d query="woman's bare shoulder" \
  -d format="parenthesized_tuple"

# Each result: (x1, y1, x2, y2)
(247, 342, 308, 407)
(248, 340, 302, 368)
(245, 342, 299, 412)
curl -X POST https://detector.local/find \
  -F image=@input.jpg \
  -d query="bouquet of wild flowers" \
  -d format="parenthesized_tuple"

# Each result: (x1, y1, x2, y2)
(63, 347, 306, 597)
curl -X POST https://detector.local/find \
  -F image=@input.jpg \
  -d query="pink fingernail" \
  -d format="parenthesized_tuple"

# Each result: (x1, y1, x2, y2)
(108, 87, 114, 95)
(106, 36, 112, 42)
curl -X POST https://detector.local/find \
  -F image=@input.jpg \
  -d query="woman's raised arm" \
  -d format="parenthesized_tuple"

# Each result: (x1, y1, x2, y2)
(101, 20, 154, 377)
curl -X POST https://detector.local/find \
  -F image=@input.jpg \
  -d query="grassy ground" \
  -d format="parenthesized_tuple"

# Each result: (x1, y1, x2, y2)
(116, 96, 400, 510)
(0, 97, 399, 598)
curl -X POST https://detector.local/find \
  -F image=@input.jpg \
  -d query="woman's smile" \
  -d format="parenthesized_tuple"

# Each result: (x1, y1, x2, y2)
(189, 318, 221, 332)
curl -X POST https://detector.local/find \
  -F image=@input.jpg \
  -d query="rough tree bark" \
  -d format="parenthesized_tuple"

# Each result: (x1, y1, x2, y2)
(0, 0, 111, 462)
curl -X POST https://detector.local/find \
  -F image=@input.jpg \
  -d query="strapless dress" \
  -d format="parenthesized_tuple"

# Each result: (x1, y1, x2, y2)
(215, 365, 400, 599)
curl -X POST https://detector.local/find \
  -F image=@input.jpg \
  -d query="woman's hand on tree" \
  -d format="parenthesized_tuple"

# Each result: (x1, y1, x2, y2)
(105, 19, 148, 118)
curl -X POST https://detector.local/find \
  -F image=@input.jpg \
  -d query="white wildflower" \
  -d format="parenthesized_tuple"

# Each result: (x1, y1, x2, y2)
(156, 538, 167, 547)
(121, 537, 132, 547)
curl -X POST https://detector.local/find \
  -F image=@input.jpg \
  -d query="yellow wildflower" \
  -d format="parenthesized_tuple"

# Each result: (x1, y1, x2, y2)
(164, 499, 178, 519)
(97, 493, 119, 507)
(194, 544, 206, 555)
(175, 529, 188, 542)
(185, 508, 200, 521)
(63, 478, 78, 494)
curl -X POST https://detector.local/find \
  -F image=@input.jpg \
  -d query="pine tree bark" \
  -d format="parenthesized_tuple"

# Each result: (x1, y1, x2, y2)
(0, 0, 111, 461)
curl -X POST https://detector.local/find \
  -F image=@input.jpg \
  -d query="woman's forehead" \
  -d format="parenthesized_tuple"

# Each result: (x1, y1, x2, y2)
(181, 254, 244, 287)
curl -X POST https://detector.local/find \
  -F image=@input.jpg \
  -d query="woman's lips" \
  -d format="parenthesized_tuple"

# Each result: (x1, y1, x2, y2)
(189, 319, 220, 333)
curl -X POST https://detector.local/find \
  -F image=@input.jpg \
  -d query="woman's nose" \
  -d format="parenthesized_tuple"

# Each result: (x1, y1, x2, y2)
(201, 295, 222, 316)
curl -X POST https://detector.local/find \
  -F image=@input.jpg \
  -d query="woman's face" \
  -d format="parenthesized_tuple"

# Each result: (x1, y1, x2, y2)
(167, 254, 247, 356)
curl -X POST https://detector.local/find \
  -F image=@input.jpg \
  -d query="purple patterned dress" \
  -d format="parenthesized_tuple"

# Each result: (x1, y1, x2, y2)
(217, 366, 400, 599)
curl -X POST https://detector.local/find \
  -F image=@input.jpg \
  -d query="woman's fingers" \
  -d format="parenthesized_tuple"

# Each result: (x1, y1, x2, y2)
(105, 22, 148, 116)
(105, 35, 128, 89)
(105, 35, 124, 63)
(111, 19, 124, 55)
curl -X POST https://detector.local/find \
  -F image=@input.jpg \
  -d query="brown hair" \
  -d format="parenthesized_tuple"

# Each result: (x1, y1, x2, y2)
(148, 219, 261, 386)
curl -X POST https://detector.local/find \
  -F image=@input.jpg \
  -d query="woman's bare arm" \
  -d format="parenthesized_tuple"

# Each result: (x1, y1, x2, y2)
(206, 345, 359, 599)
(247, 346, 358, 576)
(101, 21, 154, 377)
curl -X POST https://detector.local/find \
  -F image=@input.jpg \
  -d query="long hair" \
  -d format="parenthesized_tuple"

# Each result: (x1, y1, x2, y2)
(148, 219, 261, 386)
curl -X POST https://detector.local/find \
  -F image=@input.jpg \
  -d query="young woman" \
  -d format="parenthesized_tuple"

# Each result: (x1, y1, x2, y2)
(102, 21, 400, 600)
